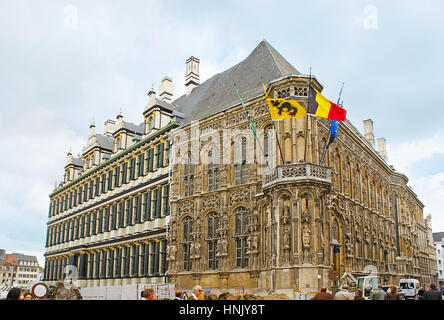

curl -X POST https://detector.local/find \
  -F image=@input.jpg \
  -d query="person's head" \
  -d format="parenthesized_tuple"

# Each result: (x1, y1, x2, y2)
(355, 289, 363, 297)
(378, 284, 383, 289)
(342, 284, 349, 291)
(390, 286, 397, 294)
(142, 288, 155, 300)
(23, 292, 33, 300)
(428, 283, 436, 290)
(320, 286, 327, 293)
(176, 290, 184, 299)
(192, 285, 203, 297)
(6, 287, 22, 300)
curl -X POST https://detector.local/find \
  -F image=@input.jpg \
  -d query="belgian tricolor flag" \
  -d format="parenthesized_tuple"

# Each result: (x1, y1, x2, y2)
(308, 87, 347, 121)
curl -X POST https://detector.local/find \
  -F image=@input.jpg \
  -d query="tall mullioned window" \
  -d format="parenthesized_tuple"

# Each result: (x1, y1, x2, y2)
(234, 207, 249, 268)
(184, 153, 194, 197)
(207, 150, 219, 192)
(234, 137, 248, 185)
(263, 125, 273, 168)
(182, 217, 193, 271)
(207, 212, 219, 270)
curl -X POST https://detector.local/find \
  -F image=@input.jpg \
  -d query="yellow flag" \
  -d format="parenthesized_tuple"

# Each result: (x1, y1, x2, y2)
(266, 98, 307, 120)
(262, 83, 306, 120)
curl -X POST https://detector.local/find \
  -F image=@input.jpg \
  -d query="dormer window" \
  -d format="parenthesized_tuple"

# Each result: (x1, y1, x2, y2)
(147, 116, 154, 131)
(115, 137, 121, 151)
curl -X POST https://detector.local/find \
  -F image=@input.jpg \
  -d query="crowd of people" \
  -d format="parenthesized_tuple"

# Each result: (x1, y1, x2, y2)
(311, 283, 443, 300)
(3, 288, 41, 300)
(3, 283, 442, 300)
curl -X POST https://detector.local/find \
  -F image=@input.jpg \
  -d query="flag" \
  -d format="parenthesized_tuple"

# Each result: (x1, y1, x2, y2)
(263, 84, 307, 120)
(329, 120, 338, 138)
(326, 120, 338, 148)
(308, 87, 347, 121)
(236, 88, 258, 138)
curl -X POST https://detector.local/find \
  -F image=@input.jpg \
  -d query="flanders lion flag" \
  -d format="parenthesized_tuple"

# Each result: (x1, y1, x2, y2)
(263, 84, 307, 120)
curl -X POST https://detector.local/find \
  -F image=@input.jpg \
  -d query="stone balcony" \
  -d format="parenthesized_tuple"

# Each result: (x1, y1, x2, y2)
(262, 162, 332, 190)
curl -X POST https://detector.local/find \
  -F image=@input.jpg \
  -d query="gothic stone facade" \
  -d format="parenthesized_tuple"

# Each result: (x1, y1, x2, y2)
(166, 74, 435, 296)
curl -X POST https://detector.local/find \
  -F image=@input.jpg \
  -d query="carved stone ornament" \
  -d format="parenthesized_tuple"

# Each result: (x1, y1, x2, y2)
(178, 200, 194, 216)
(229, 189, 249, 206)
(202, 195, 220, 212)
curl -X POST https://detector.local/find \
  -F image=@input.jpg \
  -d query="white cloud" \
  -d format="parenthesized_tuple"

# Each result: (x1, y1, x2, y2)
(0, 106, 84, 262)
(387, 133, 444, 172)
(410, 171, 444, 232)
(386, 132, 444, 232)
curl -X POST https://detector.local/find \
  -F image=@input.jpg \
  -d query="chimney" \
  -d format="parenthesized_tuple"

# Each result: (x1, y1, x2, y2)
(146, 88, 156, 109)
(89, 122, 96, 137)
(159, 77, 174, 102)
(104, 119, 116, 137)
(116, 111, 124, 128)
(377, 137, 387, 161)
(185, 56, 200, 94)
(363, 119, 375, 148)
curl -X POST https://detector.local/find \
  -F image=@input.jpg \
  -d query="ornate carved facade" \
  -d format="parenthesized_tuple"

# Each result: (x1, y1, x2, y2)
(166, 41, 437, 296)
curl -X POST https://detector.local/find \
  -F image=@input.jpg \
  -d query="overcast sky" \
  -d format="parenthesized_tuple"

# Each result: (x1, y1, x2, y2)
(1, 0, 443, 267)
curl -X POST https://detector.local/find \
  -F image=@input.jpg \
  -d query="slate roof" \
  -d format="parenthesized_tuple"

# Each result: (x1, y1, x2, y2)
(13, 253, 39, 264)
(121, 121, 144, 135)
(433, 232, 444, 243)
(71, 157, 84, 167)
(173, 40, 300, 124)
(95, 134, 114, 151)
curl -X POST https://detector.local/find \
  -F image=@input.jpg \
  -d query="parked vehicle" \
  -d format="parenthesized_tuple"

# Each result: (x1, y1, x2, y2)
(382, 285, 406, 300)
(398, 279, 420, 300)
(357, 275, 381, 300)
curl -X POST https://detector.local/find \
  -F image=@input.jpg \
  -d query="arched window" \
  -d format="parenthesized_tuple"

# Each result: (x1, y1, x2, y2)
(115, 137, 121, 151)
(182, 217, 193, 271)
(147, 116, 153, 131)
(207, 212, 219, 270)
(234, 137, 248, 185)
(336, 151, 342, 193)
(207, 150, 219, 191)
(263, 125, 273, 167)
(234, 207, 249, 268)
(332, 218, 340, 242)
(184, 152, 194, 197)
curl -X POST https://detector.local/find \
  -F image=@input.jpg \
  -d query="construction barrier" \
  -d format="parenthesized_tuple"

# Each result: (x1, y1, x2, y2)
(80, 283, 175, 300)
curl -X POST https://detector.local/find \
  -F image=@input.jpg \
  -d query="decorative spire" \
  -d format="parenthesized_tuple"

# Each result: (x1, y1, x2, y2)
(117, 108, 123, 120)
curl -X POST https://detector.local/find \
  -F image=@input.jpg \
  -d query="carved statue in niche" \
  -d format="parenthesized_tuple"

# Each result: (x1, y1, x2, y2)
(166, 244, 177, 261)
(191, 233, 201, 259)
(282, 227, 291, 264)
(283, 228, 291, 250)
(252, 210, 260, 231)
(302, 210, 311, 224)
(194, 216, 202, 235)
(302, 225, 311, 263)
(283, 205, 291, 225)
(345, 242, 353, 256)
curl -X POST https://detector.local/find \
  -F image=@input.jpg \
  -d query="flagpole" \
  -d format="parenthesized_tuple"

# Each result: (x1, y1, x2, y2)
(234, 85, 269, 167)
(304, 67, 312, 162)
(262, 83, 285, 166)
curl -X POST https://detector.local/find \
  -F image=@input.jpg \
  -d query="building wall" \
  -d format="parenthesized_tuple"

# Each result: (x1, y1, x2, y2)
(167, 75, 436, 295)
(435, 239, 444, 284)
(44, 107, 178, 288)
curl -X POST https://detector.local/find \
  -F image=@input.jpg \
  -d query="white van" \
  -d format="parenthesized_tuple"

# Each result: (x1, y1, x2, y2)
(398, 279, 420, 299)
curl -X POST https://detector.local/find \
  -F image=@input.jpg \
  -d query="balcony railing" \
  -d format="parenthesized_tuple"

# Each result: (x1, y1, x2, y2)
(262, 163, 331, 189)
